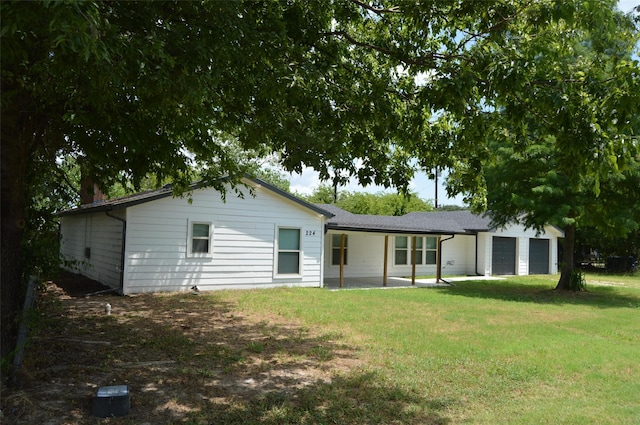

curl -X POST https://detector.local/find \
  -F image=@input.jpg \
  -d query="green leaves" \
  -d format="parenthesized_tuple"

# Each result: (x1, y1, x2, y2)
(456, 0, 640, 242)
(3, 0, 638, 274)
(301, 185, 434, 216)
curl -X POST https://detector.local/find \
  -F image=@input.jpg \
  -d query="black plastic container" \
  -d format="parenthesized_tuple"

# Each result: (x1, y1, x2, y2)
(92, 385, 130, 418)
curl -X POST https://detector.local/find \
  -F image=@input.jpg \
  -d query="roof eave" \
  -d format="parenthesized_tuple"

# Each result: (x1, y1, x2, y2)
(56, 190, 174, 217)
(245, 176, 334, 218)
(327, 224, 473, 235)
(56, 203, 114, 217)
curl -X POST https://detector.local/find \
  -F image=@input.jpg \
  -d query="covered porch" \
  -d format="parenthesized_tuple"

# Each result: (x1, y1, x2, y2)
(319, 206, 492, 288)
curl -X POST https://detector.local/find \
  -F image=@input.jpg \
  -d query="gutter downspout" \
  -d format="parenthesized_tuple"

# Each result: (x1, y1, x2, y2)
(475, 233, 482, 276)
(437, 235, 455, 285)
(106, 211, 126, 294)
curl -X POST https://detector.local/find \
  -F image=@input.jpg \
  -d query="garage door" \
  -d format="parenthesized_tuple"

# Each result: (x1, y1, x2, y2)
(529, 238, 549, 274)
(492, 237, 516, 275)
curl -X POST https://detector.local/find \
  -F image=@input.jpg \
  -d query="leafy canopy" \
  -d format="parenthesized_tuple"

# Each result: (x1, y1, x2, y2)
(9, 0, 630, 197)
(465, 1, 640, 233)
(457, 1, 640, 288)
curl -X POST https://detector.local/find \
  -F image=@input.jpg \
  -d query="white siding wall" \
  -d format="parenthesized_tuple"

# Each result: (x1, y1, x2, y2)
(324, 231, 389, 278)
(550, 238, 559, 275)
(518, 237, 528, 275)
(439, 235, 478, 276)
(122, 185, 325, 293)
(59, 211, 124, 290)
(477, 233, 491, 275)
(60, 216, 85, 264)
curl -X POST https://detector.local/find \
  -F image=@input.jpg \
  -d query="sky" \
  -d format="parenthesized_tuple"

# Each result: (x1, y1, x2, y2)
(618, 0, 639, 13)
(288, 166, 457, 205)
(288, 0, 639, 206)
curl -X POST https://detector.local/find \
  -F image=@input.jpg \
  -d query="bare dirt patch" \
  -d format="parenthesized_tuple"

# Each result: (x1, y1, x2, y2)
(586, 280, 626, 287)
(2, 274, 362, 424)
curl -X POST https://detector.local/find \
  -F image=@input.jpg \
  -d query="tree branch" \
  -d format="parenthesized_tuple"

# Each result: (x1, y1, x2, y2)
(321, 29, 465, 67)
(529, 76, 616, 87)
(452, 3, 531, 53)
(347, 0, 401, 15)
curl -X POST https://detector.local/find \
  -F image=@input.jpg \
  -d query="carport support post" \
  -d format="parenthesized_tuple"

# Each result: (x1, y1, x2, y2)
(339, 233, 346, 288)
(383, 235, 388, 287)
(411, 235, 417, 286)
(436, 236, 442, 283)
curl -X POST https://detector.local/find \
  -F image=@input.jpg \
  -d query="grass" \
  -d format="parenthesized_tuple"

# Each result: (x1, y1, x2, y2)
(6, 273, 639, 424)
(210, 273, 640, 424)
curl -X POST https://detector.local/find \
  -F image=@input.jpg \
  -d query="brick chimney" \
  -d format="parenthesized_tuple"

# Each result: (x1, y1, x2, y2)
(79, 173, 106, 205)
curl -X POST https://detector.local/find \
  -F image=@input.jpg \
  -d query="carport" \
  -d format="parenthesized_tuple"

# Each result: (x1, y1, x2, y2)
(318, 205, 494, 288)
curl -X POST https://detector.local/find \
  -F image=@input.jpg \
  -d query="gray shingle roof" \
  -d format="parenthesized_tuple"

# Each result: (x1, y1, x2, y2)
(58, 177, 334, 218)
(404, 211, 493, 232)
(315, 205, 493, 234)
(56, 186, 175, 216)
(58, 183, 489, 235)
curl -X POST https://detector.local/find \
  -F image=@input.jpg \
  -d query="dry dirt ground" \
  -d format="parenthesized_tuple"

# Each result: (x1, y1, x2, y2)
(2, 273, 361, 424)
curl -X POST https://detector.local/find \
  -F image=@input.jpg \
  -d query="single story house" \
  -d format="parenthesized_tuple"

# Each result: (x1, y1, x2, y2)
(58, 178, 563, 294)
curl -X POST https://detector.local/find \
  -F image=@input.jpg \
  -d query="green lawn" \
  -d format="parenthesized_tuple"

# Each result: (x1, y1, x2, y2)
(211, 274, 640, 424)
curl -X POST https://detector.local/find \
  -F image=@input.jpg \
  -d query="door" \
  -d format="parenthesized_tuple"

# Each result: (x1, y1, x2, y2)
(492, 237, 516, 275)
(529, 238, 550, 274)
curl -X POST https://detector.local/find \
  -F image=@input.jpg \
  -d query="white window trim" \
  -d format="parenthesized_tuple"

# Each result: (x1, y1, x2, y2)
(274, 225, 303, 278)
(187, 220, 213, 258)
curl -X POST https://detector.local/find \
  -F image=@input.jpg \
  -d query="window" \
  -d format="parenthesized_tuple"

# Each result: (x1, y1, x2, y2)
(188, 221, 212, 257)
(424, 236, 437, 265)
(331, 234, 348, 266)
(415, 237, 423, 265)
(277, 227, 301, 275)
(394, 236, 438, 265)
(395, 236, 409, 265)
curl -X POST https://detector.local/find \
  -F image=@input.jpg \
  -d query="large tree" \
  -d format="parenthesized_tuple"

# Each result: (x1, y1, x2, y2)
(1, 0, 416, 370)
(455, 3, 640, 289)
(1, 0, 633, 376)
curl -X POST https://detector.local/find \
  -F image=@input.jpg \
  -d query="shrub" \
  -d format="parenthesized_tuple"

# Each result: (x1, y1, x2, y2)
(569, 269, 586, 291)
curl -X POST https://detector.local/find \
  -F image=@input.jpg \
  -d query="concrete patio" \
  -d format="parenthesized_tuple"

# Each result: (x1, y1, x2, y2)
(323, 275, 504, 290)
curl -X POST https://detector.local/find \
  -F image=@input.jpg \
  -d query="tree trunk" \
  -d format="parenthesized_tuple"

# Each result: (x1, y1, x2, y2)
(1, 96, 33, 383)
(1, 156, 28, 382)
(556, 222, 576, 290)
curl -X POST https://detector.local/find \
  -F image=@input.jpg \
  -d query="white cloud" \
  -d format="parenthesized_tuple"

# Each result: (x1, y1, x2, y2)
(289, 168, 321, 195)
